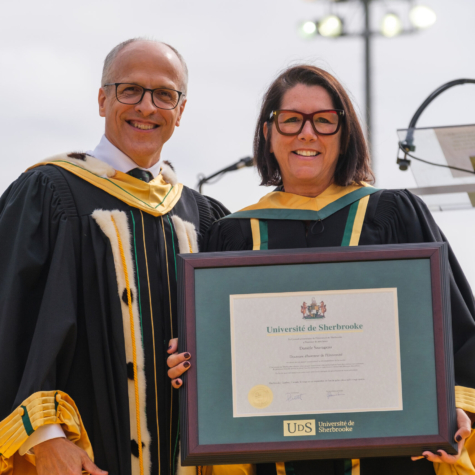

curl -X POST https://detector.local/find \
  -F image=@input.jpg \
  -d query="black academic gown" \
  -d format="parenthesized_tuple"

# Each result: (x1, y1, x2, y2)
(205, 189, 475, 475)
(0, 162, 228, 475)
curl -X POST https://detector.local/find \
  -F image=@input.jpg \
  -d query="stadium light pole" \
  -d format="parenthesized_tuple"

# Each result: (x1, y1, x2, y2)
(299, 0, 436, 167)
(363, 0, 372, 153)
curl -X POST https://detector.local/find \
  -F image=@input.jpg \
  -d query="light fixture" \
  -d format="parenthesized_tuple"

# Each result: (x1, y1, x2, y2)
(381, 12, 403, 37)
(296, 0, 437, 165)
(318, 15, 344, 37)
(299, 21, 318, 38)
(409, 5, 437, 29)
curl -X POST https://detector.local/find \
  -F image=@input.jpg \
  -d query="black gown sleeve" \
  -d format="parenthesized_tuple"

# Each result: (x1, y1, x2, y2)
(190, 190, 231, 238)
(202, 195, 231, 221)
(203, 218, 253, 252)
(204, 217, 252, 252)
(0, 169, 80, 419)
(367, 190, 475, 389)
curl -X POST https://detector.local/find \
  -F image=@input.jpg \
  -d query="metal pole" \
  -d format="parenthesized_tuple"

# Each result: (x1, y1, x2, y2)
(363, 0, 373, 161)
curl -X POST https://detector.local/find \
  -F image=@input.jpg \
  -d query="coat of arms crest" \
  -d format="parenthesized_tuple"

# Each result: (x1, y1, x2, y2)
(301, 297, 326, 319)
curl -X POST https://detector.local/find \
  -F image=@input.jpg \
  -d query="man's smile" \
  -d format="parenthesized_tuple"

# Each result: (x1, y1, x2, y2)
(127, 120, 159, 130)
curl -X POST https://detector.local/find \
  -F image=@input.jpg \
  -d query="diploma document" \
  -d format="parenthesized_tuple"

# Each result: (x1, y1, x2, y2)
(179, 245, 457, 464)
(230, 288, 402, 418)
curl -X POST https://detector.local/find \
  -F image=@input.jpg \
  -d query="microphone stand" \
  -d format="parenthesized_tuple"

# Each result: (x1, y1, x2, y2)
(196, 156, 254, 194)
(397, 78, 475, 171)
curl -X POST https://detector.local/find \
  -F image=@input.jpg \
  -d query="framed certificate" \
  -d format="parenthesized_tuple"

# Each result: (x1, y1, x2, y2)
(177, 243, 457, 465)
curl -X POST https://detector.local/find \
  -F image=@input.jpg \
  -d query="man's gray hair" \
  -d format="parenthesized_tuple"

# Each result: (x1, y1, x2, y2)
(101, 37, 188, 95)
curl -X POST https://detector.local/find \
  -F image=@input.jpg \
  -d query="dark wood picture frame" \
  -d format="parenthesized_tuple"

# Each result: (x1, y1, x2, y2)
(178, 243, 457, 465)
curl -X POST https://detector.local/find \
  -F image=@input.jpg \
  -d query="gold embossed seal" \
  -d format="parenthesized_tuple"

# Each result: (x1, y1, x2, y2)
(248, 385, 273, 409)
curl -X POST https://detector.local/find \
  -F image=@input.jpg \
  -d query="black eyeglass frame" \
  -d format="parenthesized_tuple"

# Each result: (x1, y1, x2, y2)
(269, 109, 345, 136)
(103, 83, 184, 110)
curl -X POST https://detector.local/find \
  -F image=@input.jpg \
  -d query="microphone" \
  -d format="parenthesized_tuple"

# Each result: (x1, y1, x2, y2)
(228, 156, 254, 171)
(196, 156, 254, 193)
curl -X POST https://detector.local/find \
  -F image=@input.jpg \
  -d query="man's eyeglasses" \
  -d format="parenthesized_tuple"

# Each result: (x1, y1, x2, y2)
(269, 109, 345, 136)
(103, 83, 184, 110)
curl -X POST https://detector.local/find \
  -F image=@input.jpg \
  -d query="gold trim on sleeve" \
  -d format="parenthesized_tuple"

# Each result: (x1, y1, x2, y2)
(0, 390, 92, 473)
(455, 386, 475, 414)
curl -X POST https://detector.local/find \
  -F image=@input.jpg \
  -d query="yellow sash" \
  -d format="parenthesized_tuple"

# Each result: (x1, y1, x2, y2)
(240, 183, 371, 215)
(28, 159, 183, 217)
(250, 193, 371, 250)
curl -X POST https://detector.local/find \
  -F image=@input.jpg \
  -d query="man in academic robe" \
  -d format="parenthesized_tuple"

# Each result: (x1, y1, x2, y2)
(0, 38, 227, 475)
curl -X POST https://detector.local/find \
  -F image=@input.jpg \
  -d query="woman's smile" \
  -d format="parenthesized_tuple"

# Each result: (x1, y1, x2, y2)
(292, 149, 321, 157)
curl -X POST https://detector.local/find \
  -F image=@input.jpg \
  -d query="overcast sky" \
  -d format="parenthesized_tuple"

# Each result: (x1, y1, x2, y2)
(1, 0, 474, 282)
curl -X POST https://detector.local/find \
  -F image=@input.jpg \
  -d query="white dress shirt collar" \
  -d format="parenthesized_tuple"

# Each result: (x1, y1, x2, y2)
(86, 135, 162, 178)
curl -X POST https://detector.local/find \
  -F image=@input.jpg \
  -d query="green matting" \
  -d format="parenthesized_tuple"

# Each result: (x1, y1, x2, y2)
(195, 259, 437, 445)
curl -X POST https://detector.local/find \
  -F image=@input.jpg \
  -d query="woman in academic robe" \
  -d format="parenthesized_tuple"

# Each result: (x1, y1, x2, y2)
(169, 65, 475, 475)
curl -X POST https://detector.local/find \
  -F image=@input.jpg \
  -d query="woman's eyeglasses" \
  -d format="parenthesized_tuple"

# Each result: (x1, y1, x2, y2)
(269, 109, 344, 136)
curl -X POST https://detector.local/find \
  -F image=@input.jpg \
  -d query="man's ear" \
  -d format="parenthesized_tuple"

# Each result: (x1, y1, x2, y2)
(263, 122, 273, 153)
(175, 97, 187, 127)
(98, 88, 107, 117)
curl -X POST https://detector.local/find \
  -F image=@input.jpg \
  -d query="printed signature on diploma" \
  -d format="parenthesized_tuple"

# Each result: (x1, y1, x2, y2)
(327, 390, 345, 399)
(286, 392, 305, 401)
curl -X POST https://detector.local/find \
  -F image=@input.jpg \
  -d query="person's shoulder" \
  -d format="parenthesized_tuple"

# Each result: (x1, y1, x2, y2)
(160, 160, 229, 220)
(373, 188, 424, 202)
(19, 151, 107, 186)
(180, 186, 230, 230)
(369, 188, 429, 215)
(366, 188, 435, 241)
(188, 188, 230, 217)
(2, 153, 89, 218)
(4, 164, 61, 199)
(205, 216, 252, 252)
